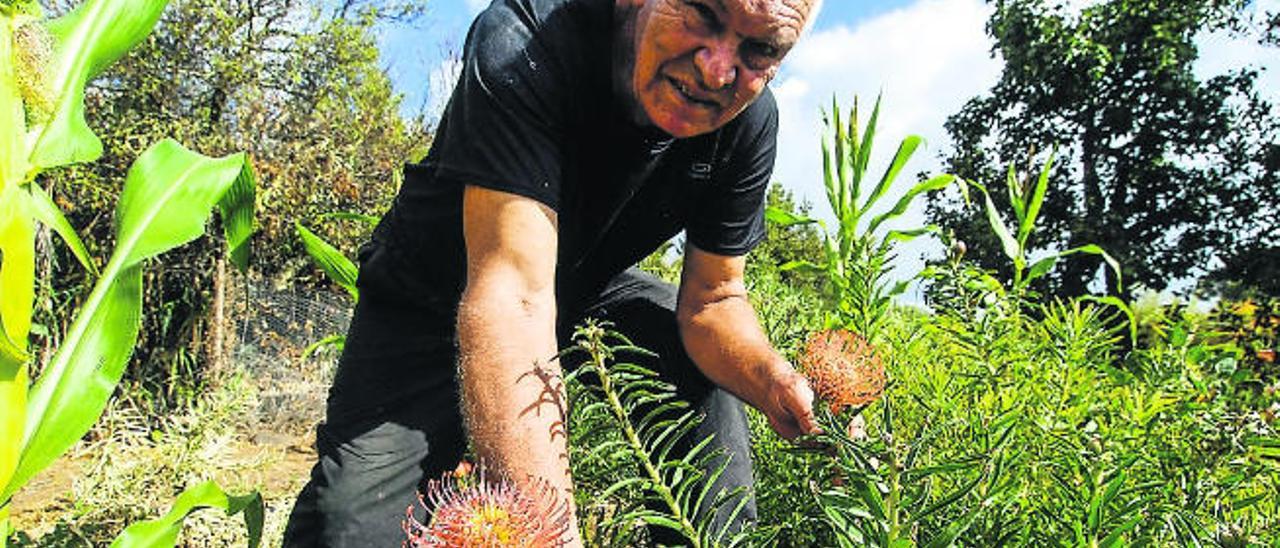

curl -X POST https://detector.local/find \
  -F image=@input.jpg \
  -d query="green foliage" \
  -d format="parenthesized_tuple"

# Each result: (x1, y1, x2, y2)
(748, 184, 825, 292)
(565, 322, 752, 547)
(0, 0, 262, 544)
(969, 151, 1123, 298)
(108, 480, 263, 548)
(768, 95, 960, 339)
(30, 0, 427, 411)
(932, 0, 1279, 298)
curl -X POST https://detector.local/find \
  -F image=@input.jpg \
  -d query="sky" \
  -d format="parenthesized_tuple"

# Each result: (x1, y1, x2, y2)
(376, 0, 1278, 298)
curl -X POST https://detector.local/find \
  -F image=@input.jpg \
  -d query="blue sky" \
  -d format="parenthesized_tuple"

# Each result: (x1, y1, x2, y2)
(374, 0, 1278, 297)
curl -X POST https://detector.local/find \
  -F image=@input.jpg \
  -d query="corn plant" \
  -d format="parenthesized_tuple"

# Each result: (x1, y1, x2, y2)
(1, 0, 260, 544)
(767, 95, 962, 340)
(294, 212, 376, 357)
(564, 321, 753, 547)
(973, 150, 1121, 296)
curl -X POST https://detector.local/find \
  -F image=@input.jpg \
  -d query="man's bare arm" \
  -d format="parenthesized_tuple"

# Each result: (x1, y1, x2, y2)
(456, 185, 581, 541)
(676, 244, 820, 439)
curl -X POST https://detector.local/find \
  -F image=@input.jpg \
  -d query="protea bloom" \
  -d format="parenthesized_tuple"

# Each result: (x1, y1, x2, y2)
(798, 329, 887, 414)
(404, 465, 570, 547)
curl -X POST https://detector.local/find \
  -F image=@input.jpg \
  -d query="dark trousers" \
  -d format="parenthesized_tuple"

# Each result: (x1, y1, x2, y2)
(282, 268, 757, 547)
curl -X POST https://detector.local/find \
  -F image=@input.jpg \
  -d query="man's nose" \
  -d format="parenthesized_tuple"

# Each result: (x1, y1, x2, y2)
(694, 40, 737, 90)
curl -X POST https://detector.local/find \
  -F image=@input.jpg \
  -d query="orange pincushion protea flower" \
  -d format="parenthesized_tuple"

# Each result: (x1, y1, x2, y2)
(798, 329, 887, 414)
(404, 466, 570, 547)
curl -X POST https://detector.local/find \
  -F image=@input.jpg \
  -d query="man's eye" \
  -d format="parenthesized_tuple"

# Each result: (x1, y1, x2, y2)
(743, 42, 780, 68)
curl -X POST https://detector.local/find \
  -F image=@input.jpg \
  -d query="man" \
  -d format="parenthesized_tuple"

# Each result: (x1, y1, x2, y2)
(284, 0, 821, 545)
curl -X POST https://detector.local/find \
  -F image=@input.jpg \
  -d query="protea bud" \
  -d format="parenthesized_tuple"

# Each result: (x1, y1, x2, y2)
(12, 21, 56, 123)
(948, 239, 967, 262)
(404, 465, 570, 547)
(798, 329, 887, 414)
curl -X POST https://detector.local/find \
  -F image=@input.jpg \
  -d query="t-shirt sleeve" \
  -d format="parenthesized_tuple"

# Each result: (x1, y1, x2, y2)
(431, 2, 566, 211)
(685, 89, 778, 256)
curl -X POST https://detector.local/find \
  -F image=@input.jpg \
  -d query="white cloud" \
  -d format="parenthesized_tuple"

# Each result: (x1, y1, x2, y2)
(770, 0, 1001, 298)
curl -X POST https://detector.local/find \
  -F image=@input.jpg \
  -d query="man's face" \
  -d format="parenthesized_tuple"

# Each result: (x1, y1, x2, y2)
(625, 0, 812, 138)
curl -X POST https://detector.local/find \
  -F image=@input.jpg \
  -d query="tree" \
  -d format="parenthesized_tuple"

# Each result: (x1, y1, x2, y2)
(749, 183, 826, 292)
(929, 0, 1278, 299)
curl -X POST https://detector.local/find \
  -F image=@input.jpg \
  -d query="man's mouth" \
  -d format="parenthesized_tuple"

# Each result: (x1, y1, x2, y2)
(666, 76, 719, 109)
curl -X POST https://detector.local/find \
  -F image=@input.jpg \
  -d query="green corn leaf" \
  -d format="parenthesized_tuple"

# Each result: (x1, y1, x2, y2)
(821, 117, 840, 222)
(0, 183, 34, 348)
(28, 0, 169, 169)
(295, 221, 358, 300)
(764, 205, 818, 228)
(981, 188, 1021, 265)
(1017, 150, 1055, 247)
(0, 324, 27, 502)
(778, 259, 826, 276)
(218, 162, 255, 271)
(1005, 162, 1025, 227)
(862, 135, 922, 219)
(1024, 244, 1122, 291)
(6, 140, 254, 500)
(884, 225, 940, 244)
(1079, 295, 1137, 344)
(853, 95, 882, 194)
(867, 174, 956, 235)
(108, 480, 263, 548)
(28, 184, 96, 275)
(832, 97, 850, 221)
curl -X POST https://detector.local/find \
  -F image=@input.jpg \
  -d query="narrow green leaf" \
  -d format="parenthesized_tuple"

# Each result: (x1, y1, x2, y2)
(867, 174, 956, 235)
(295, 222, 358, 300)
(29, 0, 169, 169)
(885, 225, 940, 244)
(764, 205, 817, 228)
(981, 189, 1020, 264)
(8, 140, 253, 499)
(1079, 295, 1137, 344)
(854, 95, 882, 193)
(1097, 514, 1143, 548)
(863, 135, 923, 215)
(109, 480, 263, 548)
(1023, 254, 1060, 288)
(28, 184, 96, 275)
(1005, 162, 1025, 227)
(778, 259, 826, 276)
(1017, 150, 1055, 247)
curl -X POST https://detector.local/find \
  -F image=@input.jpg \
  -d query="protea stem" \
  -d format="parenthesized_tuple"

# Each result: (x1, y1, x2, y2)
(588, 336, 701, 547)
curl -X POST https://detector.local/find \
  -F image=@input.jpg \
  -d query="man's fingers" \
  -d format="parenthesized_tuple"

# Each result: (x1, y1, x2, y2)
(783, 375, 822, 435)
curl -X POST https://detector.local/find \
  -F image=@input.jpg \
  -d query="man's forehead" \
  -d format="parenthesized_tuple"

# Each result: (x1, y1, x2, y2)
(718, 0, 813, 41)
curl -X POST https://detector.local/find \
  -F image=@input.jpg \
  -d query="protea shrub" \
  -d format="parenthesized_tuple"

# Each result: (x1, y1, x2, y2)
(798, 329, 887, 414)
(404, 465, 570, 547)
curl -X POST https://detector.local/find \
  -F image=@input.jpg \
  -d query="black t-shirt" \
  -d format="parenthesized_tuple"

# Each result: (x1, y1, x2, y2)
(358, 0, 777, 317)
